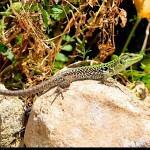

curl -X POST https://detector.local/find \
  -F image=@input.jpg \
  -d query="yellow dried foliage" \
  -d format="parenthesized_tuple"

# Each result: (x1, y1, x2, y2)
(133, 0, 150, 18)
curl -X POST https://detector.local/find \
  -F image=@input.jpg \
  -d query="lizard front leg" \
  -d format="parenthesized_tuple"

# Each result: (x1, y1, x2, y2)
(98, 77, 124, 93)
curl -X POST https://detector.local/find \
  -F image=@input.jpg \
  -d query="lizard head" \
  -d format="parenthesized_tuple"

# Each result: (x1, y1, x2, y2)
(112, 53, 143, 75)
(119, 53, 143, 68)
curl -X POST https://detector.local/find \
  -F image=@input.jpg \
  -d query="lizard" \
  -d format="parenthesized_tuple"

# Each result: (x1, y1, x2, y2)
(0, 53, 143, 98)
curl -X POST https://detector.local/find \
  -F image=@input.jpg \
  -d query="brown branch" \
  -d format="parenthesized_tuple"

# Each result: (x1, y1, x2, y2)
(9, 0, 26, 31)
(55, 12, 81, 53)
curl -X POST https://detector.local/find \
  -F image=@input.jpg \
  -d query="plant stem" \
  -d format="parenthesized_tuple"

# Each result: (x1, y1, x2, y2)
(121, 17, 141, 53)
(141, 19, 150, 52)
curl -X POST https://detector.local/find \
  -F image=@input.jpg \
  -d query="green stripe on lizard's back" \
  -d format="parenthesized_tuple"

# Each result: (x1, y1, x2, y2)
(61, 53, 143, 81)
(0, 53, 143, 96)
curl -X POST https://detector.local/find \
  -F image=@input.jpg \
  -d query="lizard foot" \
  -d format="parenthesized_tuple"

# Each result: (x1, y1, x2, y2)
(98, 78, 124, 93)
(50, 87, 68, 105)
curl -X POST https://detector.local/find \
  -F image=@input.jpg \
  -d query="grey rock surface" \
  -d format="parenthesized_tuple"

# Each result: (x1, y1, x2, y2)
(0, 94, 25, 147)
(24, 80, 150, 147)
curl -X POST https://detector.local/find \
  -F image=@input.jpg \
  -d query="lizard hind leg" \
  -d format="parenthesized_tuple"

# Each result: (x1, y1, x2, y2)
(50, 86, 68, 105)
(50, 77, 71, 105)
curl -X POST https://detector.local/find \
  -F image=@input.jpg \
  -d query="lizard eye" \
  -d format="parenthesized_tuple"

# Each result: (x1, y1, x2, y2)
(129, 55, 133, 58)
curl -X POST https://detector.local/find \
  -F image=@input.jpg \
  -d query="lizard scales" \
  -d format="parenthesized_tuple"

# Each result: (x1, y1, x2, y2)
(0, 53, 143, 96)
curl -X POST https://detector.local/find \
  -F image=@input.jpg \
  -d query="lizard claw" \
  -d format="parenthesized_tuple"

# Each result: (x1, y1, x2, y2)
(98, 78, 124, 93)
(50, 86, 68, 105)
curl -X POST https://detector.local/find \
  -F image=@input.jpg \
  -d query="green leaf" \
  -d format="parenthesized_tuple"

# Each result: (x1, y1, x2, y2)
(55, 53, 68, 62)
(42, 0, 49, 5)
(38, 4, 51, 30)
(14, 2, 22, 13)
(63, 35, 71, 41)
(129, 15, 137, 23)
(61, 45, 73, 51)
(50, 4, 70, 21)
(0, 43, 15, 63)
(16, 35, 23, 45)
(140, 55, 150, 73)
(76, 37, 82, 45)
(141, 74, 150, 90)
(111, 54, 119, 60)
(123, 70, 141, 77)
(63, 34, 75, 42)
(30, 3, 38, 12)
(74, 0, 78, 5)
(53, 61, 66, 73)
(13, 71, 23, 81)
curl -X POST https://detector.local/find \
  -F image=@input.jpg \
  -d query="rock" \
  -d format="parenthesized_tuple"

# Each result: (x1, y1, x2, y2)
(24, 80, 150, 147)
(0, 91, 25, 147)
